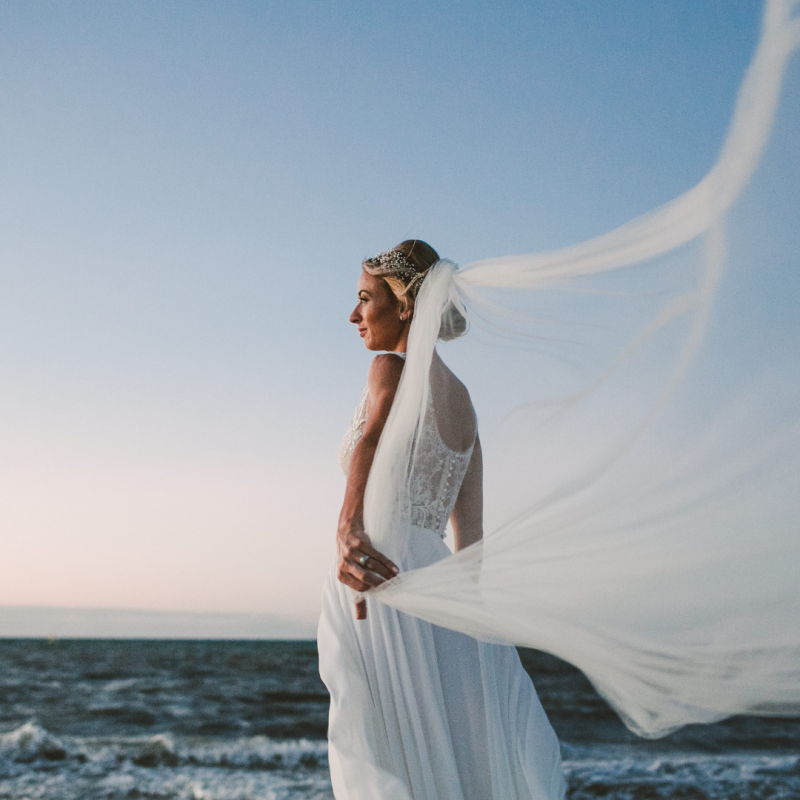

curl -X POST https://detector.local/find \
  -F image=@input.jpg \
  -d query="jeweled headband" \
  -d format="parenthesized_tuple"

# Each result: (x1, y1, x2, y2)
(363, 249, 430, 295)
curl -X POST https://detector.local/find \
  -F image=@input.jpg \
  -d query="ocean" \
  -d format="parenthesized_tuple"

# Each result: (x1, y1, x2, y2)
(0, 639, 797, 799)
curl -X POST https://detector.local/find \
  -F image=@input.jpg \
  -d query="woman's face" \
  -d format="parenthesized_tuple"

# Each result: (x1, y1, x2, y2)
(350, 271, 406, 351)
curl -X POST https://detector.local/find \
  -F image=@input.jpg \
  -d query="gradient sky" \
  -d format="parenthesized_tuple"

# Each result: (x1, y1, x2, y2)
(0, 1, 771, 627)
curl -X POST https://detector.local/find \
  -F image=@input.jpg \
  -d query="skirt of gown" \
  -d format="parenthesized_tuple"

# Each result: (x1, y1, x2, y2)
(317, 525, 567, 800)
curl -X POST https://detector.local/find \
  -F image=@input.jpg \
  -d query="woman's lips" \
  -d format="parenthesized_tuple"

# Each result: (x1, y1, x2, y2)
(359, 328, 367, 337)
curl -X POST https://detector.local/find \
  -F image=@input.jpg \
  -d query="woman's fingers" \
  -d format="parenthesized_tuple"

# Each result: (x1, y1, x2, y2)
(351, 551, 398, 582)
(336, 530, 400, 591)
(345, 537, 399, 579)
(346, 560, 388, 589)
(336, 566, 371, 593)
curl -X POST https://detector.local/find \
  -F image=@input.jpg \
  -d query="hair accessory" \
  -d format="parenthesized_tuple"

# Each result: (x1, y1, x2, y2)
(363, 249, 431, 296)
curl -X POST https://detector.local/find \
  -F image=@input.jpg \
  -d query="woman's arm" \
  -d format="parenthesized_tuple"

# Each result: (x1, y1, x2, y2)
(450, 435, 483, 552)
(337, 354, 403, 620)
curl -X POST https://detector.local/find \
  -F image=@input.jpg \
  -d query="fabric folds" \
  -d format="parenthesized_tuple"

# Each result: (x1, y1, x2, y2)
(366, 0, 800, 739)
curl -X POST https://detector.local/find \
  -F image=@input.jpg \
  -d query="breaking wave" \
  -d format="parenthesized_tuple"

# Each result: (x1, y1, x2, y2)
(0, 721, 328, 771)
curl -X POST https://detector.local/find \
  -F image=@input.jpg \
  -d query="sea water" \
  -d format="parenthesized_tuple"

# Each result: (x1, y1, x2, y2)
(0, 639, 797, 799)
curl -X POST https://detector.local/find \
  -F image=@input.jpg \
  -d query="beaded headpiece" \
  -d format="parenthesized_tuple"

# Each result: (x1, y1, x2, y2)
(363, 249, 430, 296)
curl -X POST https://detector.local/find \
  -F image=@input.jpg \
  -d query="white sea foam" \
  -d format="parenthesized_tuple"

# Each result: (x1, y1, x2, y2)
(563, 750, 800, 800)
(0, 722, 332, 800)
(3, 722, 799, 799)
(0, 721, 327, 770)
(0, 721, 68, 764)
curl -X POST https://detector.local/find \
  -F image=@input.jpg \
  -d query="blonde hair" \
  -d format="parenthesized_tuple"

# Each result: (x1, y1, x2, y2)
(363, 239, 468, 340)
(362, 240, 437, 312)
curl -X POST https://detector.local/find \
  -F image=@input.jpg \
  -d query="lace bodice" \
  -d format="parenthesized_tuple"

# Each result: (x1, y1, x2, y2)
(338, 387, 369, 475)
(338, 387, 475, 538)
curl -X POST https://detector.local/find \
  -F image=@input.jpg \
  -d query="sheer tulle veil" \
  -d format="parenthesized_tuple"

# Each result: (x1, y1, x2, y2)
(364, 0, 800, 738)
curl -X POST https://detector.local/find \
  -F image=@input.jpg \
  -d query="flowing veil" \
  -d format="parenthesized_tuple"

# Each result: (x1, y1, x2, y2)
(364, 0, 800, 739)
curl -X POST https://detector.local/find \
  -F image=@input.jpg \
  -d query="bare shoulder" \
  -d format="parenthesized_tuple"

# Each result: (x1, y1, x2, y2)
(431, 353, 477, 450)
(433, 356, 473, 410)
(367, 353, 405, 393)
(446, 368, 472, 405)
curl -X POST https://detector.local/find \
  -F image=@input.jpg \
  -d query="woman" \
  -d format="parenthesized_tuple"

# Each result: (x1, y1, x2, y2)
(317, 240, 567, 800)
(317, 6, 800, 795)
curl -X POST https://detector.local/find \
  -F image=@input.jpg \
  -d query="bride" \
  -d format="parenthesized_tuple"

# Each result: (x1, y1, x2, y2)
(317, 239, 567, 800)
(318, 3, 800, 795)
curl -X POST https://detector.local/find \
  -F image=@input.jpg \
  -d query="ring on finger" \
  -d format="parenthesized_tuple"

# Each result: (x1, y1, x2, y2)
(358, 554, 369, 567)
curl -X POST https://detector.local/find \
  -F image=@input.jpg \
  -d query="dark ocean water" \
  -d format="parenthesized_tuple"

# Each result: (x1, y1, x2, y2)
(0, 639, 798, 799)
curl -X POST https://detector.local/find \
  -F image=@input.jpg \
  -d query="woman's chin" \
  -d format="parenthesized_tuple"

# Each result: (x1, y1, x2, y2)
(362, 334, 397, 352)
(362, 336, 380, 351)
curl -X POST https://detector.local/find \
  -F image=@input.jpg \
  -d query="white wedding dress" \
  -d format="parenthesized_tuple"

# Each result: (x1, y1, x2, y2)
(317, 359, 566, 800)
(317, 7, 800, 794)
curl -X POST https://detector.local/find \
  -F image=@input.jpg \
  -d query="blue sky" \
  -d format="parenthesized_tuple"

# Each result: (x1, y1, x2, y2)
(0, 1, 777, 630)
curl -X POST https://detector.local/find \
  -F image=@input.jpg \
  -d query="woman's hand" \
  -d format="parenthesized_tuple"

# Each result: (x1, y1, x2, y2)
(337, 527, 399, 620)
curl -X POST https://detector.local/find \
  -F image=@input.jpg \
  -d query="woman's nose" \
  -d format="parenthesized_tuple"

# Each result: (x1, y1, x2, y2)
(350, 305, 361, 323)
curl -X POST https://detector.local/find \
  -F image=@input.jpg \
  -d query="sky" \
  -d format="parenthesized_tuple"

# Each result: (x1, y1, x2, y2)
(0, 1, 780, 634)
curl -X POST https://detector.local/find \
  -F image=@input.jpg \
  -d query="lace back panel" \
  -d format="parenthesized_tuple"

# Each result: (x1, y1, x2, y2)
(338, 389, 475, 538)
